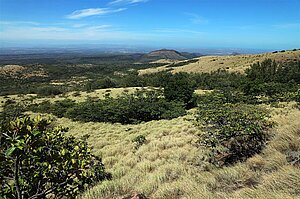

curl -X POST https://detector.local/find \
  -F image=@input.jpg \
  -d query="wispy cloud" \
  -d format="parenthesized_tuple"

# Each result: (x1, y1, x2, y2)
(109, 0, 148, 5)
(72, 24, 88, 28)
(66, 8, 126, 19)
(31, 27, 67, 32)
(86, 25, 113, 31)
(272, 23, 300, 29)
(154, 28, 205, 35)
(185, 13, 208, 25)
(0, 21, 40, 26)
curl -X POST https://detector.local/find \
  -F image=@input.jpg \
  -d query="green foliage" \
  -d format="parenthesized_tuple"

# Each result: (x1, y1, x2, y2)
(36, 86, 63, 96)
(163, 72, 196, 108)
(242, 81, 297, 98)
(132, 135, 147, 150)
(66, 90, 186, 124)
(241, 60, 300, 103)
(30, 99, 76, 118)
(0, 116, 110, 199)
(245, 59, 278, 83)
(295, 90, 300, 103)
(192, 69, 245, 90)
(29, 90, 186, 124)
(197, 89, 255, 105)
(245, 59, 300, 84)
(196, 93, 273, 166)
(0, 101, 26, 124)
(85, 77, 117, 91)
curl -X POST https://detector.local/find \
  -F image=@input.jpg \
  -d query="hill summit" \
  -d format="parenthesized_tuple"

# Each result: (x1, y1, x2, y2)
(141, 49, 187, 62)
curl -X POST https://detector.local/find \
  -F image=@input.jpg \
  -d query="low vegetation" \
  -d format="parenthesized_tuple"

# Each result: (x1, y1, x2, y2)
(197, 100, 273, 166)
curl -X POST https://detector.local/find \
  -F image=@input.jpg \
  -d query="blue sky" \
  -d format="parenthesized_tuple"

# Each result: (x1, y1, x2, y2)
(0, 0, 299, 49)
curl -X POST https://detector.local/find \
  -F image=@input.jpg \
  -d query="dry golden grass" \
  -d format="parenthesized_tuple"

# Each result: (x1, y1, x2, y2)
(0, 87, 155, 109)
(139, 49, 300, 75)
(40, 101, 300, 199)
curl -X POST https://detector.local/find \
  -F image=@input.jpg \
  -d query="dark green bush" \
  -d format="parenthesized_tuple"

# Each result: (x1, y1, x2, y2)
(163, 72, 196, 108)
(0, 102, 26, 124)
(66, 90, 186, 124)
(132, 135, 147, 150)
(245, 59, 300, 84)
(29, 90, 186, 124)
(36, 86, 63, 96)
(0, 116, 110, 199)
(196, 93, 273, 166)
(30, 99, 76, 118)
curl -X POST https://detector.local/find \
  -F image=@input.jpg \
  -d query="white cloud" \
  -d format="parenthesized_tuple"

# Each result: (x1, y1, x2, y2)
(31, 27, 67, 32)
(154, 28, 205, 35)
(185, 13, 208, 25)
(0, 21, 40, 26)
(72, 24, 88, 28)
(86, 25, 112, 31)
(0, 26, 139, 42)
(272, 23, 300, 29)
(109, 0, 148, 5)
(66, 8, 126, 19)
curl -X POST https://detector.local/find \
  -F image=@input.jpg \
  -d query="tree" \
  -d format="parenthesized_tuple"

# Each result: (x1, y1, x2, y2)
(0, 116, 110, 199)
(163, 72, 196, 108)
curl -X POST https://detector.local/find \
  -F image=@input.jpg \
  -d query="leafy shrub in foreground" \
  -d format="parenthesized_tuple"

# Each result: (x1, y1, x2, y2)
(196, 95, 273, 166)
(0, 116, 110, 198)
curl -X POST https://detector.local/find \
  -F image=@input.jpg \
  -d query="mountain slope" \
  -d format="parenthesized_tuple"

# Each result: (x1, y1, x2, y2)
(139, 49, 300, 75)
(140, 49, 187, 62)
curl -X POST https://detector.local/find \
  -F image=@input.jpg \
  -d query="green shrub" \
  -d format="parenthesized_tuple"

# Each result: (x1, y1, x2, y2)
(30, 99, 76, 118)
(0, 116, 110, 198)
(163, 72, 196, 108)
(295, 90, 300, 103)
(29, 90, 186, 124)
(196, 95, 273, 166)
(66, 90, 186, 124)
(36, 86, 63, 96)
(0, 103, 26, 124)
(132, 135, 147, 150)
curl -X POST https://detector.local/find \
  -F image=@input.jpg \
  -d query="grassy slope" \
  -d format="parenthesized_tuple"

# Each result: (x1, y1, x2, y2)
(1, 88, 299, 198)
(45, 102, 299, 199)
(0, 87, 151, 111)
(139, 50, 300, 75)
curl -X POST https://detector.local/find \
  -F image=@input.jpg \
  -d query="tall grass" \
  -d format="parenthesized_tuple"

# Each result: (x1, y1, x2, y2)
(46, 102, 300, 198)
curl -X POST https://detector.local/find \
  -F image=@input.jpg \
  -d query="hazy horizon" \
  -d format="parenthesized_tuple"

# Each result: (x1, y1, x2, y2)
(0, 0, 300, 50)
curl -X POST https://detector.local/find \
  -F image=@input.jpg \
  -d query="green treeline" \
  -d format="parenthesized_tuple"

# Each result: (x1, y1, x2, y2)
(29, 90, 187, 124)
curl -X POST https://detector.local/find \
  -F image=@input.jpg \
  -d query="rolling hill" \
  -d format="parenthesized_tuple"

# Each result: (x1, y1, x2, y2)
(139, 49, 300, 75)
(140, 49, 192, 62)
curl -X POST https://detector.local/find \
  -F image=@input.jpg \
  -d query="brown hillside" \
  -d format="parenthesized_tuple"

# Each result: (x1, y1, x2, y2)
(139, 49, 300, 75)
